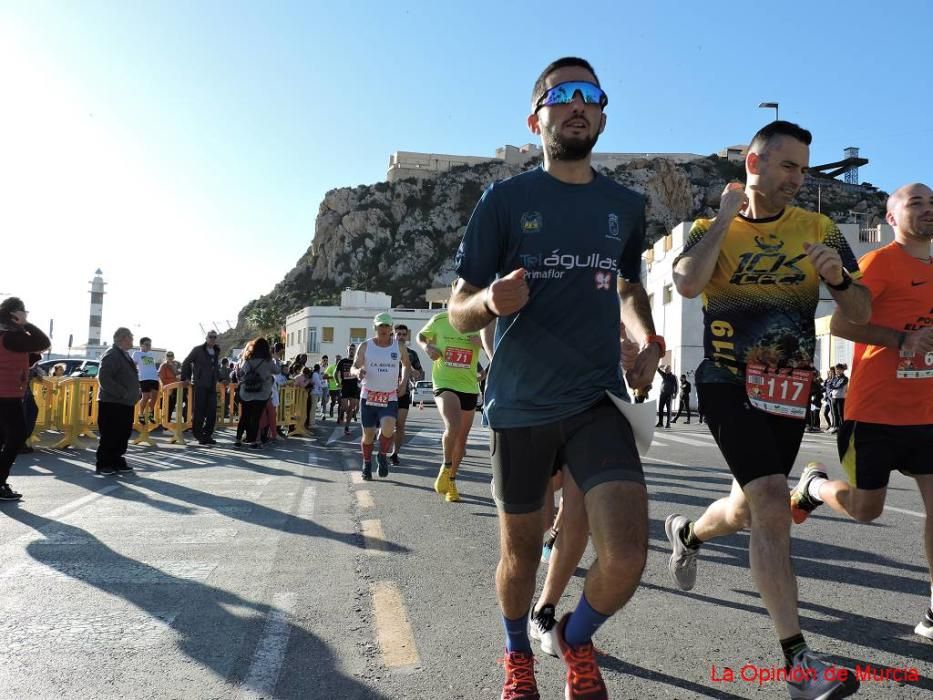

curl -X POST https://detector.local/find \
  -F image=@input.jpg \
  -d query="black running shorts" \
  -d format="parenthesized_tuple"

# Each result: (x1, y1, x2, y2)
(697, 382, 806, 487)
(490, 396, 643, 514)
(434, 388, 478, 411)
(837, 421, 933, 490)
(397, 392, 412, 410)
(341, 380, 360, 400)
(139, 380, 160, 393)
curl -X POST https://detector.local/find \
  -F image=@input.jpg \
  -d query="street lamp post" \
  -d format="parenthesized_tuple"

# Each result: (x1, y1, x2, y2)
(758, 102, 779, 121)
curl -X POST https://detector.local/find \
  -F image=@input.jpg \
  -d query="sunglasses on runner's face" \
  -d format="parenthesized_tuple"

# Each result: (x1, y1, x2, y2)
(535, 81, 608, 111)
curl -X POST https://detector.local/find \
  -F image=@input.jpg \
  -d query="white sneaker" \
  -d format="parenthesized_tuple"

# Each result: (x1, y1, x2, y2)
(915, 611, 933, 640)
(528, 604, 559, 658)
(786, 649, 859, 699)
(665, 513, 700, 591)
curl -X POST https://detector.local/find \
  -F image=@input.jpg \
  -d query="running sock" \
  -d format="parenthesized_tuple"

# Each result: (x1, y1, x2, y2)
(807, 476, 828, 503)
(378, 434, 393, 454)
(780, 633, 808, 669)
(503, 612, 532, 653)
(680, 521, 703, 549)
(361, 441, 373, 461)
(563, 593, 610, 647)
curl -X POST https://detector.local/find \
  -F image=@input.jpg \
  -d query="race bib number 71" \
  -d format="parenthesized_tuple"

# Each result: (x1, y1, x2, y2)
(745, 364, 812, 419)
(444, 347, 473, 369)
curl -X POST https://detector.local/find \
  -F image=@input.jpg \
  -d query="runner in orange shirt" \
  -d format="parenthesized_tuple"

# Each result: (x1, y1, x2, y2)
(790, 182, 933, 640)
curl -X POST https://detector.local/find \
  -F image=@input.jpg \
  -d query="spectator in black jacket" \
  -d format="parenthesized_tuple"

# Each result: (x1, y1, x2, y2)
(671, 374, 692, 424)
(182, 331, 221, 445)
(0, 297, 50, 500)
(96, 327, 141, 475)
(656, 365, 678, 429)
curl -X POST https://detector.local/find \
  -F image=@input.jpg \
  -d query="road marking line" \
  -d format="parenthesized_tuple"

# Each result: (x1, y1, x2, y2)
(42, 484, 121, 521)
(884, 505, 924, 518)
(326, 427, 344, 445)
(356, 490, 374, 509)
(350, 471, 364, 485)
(361, 519, 387, 555)
(655, 433, 711, 447)
(643, 458, 693, 468)
(297, 487, 316, 518)
(370, 581, 420, 669)
(236, 592, 296, 699)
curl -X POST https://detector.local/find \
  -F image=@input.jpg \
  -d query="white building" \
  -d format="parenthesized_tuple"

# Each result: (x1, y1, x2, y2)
(641, 221, 894, 403)
(285, 289, 442, 369)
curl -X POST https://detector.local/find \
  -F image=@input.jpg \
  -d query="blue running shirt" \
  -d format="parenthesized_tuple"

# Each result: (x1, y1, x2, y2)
(455, 166, 646, 429)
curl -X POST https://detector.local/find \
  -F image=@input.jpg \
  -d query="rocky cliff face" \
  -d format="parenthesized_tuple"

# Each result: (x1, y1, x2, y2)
(226, 155, 887, 344)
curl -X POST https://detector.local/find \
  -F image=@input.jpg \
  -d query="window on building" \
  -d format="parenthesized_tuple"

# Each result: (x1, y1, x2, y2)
(288, 332, 294, 346)
(663, 284, 673, 305)
(322, 327, 334, 343)
(297, 329, 303, 345)
(307, 328, 319, 354)
(350, 328, 367, 345)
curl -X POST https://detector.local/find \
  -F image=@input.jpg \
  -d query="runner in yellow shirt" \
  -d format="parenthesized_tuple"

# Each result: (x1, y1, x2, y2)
(417, 311, 482, 502)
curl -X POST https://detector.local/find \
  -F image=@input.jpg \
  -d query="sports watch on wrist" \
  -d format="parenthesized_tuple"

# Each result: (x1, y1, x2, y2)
(643, 334, 666, 355)
(824, 270, 853, 291)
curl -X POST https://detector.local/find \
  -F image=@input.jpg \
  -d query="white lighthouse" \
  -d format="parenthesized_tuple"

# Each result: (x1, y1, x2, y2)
(88, 268, 106, 346)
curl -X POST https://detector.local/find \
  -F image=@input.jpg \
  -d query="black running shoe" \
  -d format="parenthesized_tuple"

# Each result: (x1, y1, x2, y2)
(0, 483, 23, 501)
(376, 453, 389, 478)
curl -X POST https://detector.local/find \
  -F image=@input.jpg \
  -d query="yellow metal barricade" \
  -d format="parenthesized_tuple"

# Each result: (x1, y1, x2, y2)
(27, 378, 58, 446)
(52, 377, 100, 449)
(160, 382, 193, 444)
(216, 383, 238, 429)
(277, 384, 309, 436)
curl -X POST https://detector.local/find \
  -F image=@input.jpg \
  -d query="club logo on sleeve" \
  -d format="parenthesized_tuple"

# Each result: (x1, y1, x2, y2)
(521, 211, 543, 234)
(594, 271, 613, 290)
(607, 213, 620, 240)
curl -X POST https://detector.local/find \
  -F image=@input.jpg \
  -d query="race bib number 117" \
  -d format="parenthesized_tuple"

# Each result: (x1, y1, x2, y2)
(745, 364, 812, 419)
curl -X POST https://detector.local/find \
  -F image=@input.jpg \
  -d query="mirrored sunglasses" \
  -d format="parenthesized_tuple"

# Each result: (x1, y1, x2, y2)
(536, 81, 608, 111)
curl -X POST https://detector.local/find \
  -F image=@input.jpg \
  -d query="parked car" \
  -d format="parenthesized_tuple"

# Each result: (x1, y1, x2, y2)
(36, 358, 101, 377)
(411, 380, 435, 406)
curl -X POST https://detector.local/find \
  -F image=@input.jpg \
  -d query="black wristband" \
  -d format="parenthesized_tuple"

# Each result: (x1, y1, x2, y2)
(483, 296, 499, 318)
(825, 271, 853, 291)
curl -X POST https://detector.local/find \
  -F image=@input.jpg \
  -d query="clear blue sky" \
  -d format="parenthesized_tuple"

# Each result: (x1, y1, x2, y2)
(2, 0, 930, 355)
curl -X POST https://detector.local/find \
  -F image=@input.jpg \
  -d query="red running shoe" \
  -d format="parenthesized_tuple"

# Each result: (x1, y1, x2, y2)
(499, 650, 539, 700)
(555, 613, 608, 699)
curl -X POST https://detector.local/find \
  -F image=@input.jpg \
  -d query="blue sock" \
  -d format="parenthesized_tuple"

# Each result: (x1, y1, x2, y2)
(564, 593, 610, 647)
(503, 612, 531, 653)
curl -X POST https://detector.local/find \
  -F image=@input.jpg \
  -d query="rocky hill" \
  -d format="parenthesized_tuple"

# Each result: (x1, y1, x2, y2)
(223, 155, 887, 346)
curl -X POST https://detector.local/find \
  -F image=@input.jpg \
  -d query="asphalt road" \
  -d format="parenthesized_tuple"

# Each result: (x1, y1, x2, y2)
(0, 406, 929, 699)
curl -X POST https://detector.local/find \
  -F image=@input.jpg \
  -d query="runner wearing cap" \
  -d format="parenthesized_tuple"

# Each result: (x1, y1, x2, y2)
(417, 310, 483, 503)
(353, 312, 411, 480)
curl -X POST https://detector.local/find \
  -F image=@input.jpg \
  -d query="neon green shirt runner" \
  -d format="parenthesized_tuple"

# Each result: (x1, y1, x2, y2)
(322, 364, 339, 391)
(420, 312, 481, 394)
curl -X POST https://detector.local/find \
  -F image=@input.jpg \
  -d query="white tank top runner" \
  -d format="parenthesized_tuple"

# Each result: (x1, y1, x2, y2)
(361, 337, 400, 401)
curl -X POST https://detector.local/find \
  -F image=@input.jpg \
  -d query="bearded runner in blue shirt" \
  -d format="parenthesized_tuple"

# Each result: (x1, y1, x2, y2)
(448, 57, 662, 700)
